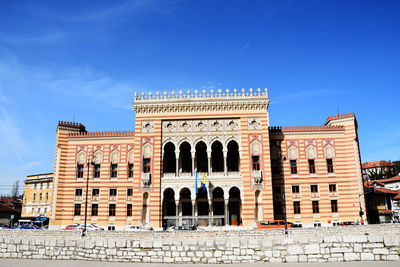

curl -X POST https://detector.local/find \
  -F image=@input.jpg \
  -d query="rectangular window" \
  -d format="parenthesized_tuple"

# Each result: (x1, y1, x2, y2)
(111, 164, 118, 178)
(293, 201, 301, 214)
(271, 159, 280, 175)
(331, 200, 338, 213)
(290, 160, 297, 175)
(252, 156, 260, 171)
(292, 185, 300, 193)
(92, 188, 100, 196)
(310, 185, 318, 193)
(33, 193, 36, 201)
(74, 204, 81, 216)
(75, 188, 83, 196)
(76, 164, 84, 178)
(47, 182, 49, 188)
(327, 159, 334, 173)
(93, 164, 101, 178)
(109, 204, 116, 216)
(109, 188, 117, 197)
(46, 193, 49, 201)
(108, 225, 115, 231)
(39, 193, 42, 201)
(308, 159, 316, 174)
(44, 208, 47, 213)
(312, 201, 319, 214)
(143, 158, 151, 173)
(91, 204, 98, 216)
(128, 163, 134, 178)
(329, 184, 337, 192)
(127, 204, 132, 216)
(127, 188, 133, 196)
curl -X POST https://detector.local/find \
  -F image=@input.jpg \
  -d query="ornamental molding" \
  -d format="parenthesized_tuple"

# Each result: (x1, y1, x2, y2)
(248, 117, 261, 130)
(142, 120, 154, 133)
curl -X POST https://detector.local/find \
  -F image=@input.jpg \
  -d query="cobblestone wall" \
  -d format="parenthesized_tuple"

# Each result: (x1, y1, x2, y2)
(0, 225, 399, 263)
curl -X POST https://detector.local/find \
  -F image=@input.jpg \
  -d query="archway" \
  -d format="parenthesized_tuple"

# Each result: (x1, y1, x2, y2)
(227, 140, 239, 172)
(162, 188, 176, 228)
(255, 190, 262, 222)
(142, 192, 149, 226)
(179, 188, 192, 226)
(212, 187, 225, 226)
(228, 187, 241, 225)
(195, 141, 208, 173)
(163, 142, 176, 174)
(179, 142, 192, 175)
(211, 141, 224, 173)
(196, 187, 209, 226)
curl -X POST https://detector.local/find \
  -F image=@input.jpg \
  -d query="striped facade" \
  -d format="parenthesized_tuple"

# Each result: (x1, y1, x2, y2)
(49, 89, 365, 230)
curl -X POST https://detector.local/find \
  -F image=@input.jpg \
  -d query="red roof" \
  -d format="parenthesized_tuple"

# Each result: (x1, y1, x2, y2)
(394, 193, 400, 200)
(378, 210, 393, 215)
(362, 160, 397, 169)
(373, 187, 398, 195)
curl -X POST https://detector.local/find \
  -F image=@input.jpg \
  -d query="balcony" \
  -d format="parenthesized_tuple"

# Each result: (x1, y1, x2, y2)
(142, 173, 152, 188)
(329, 192, 339, 198)
(291, 193, 301, 200)
(91, 196, 99, 202)
(108, 196, 117, 201)
(74, 196, 82, 201)
(310, 193, 320, 199)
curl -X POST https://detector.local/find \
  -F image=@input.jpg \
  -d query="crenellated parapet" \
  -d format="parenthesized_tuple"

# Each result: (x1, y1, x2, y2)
(133, 88, 269, 115)
(68, 130, 135, 138)
(269, 125, 344, 132)
(325, 112, 355, 124)
(57, 121, 86, 133)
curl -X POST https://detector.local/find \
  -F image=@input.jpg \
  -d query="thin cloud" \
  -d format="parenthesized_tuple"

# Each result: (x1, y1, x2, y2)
(0, 32, 69, 46)
(23, 161, 42, 169)
(237, 41, 251, 55)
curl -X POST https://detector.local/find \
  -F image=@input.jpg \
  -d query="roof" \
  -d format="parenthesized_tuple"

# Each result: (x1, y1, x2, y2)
(0, 203, 20, 213)
(394, 193, 400, 200)
(378, 209, 393, 215)
(363, 182, 399, 195)
(365, 176, 400, 187)
(362, 160, 397, 169)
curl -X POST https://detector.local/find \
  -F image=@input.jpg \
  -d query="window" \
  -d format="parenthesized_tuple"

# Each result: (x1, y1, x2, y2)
(74, 204, 81, 216)
(252, 156, 260, 171)
(127, 188, 133, 196)
(293, 201, 301, 214)
(111, 164, 118, 178)
(312, 201, 319, 214)
(108, 225, 115, 231)
(44, 208, 47, 213)
(40, 183, 43, 189)
(329, 184, 337, 192)
(47, 182, 49, 188)
(331, 200, 338, 213)
(292, 185, 300, 193)
(310, 185, 318, 193)
(314, 222, 321, 227)
(39, 193, 42, 201)
(308, 159, 316, 174)
(75, 188, 83, 197)
(77, 164, 84, 178)
(290, 160, 297, 175)
(143, 158, 151, 173)
(91, 204, 98, 216)
(31, 208, 34, 213)
(327, 159, 334, 173)
(93, 164, 101, 178)
(92, 188, 100, 196)
(34, 184, 37, 189)
(127, 204, 133, 216)
(33, 193, 36, 202)
(109, 188, 117, 197)
(109, 204, 116, 216)
(271, 159, 280, 175)
(38, 208, 41, 214)
(128, 163, 134, 178)
(46, 193, 49, 201)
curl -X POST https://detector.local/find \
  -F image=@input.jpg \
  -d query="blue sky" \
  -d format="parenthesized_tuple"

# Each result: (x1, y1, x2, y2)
(0, 0, 399, 195)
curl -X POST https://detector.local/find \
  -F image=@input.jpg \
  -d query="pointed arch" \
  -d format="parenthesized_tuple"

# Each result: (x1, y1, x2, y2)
(110, 149, 120, 163)
(306, 145, 317, 159)
(324, 144, 335, 158)
(76, 150, 86, 164)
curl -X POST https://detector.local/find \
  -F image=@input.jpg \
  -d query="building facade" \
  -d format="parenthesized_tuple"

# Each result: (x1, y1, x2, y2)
(22, 173, 53, 219)
(49, 89, 365, 230)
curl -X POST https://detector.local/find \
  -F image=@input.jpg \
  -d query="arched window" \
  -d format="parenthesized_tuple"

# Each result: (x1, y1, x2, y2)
(227, 140, 239, 172)
(163, 142, 176, 173)
(195, 141, 208, 173)
(211, 141, 224, 172)
(179, 142, 192, 174)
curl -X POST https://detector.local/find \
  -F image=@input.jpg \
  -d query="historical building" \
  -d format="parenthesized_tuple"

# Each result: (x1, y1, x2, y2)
(49, 89, 365, 230)
(22, 173, 53, 221)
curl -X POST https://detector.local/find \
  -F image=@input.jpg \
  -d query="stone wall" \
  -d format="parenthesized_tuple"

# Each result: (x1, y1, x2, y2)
(0, 225, 399, 263)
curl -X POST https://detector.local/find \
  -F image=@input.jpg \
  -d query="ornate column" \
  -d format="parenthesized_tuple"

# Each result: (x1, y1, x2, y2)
(207, 149, 212, 176)
(192, 199, 196, 225)
(191, 150, 196, 176)
(209, 200, 213, 225)
(223, 148, 228, 176)
(224, 199, 229, 226)
(175, 151, 179, 177)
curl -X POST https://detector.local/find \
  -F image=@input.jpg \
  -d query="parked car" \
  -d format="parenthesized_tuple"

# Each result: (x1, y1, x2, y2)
(124, 225, 147, 231)
(77, 223, 104, 231)
(64, 224, 83, 231)
(257, 220, 292, 229)
(167, 225, 197, 231)
(341, 221, 356, 226)
(20, 224, 40, 230)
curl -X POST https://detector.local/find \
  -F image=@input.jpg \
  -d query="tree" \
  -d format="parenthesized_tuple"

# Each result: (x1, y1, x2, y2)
(11, 180, 19, 198)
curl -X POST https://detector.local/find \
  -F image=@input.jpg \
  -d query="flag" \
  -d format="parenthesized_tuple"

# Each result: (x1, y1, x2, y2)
(202, 173, 206, 191)
(195, 171, 198, 195)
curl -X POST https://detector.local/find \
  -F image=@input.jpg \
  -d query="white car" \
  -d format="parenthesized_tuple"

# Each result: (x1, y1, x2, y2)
(78, 223, 104, 231)
(124, 225, 147, 231)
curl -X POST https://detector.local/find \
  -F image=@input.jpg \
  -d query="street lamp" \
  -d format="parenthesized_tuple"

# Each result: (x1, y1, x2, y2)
(281, 155, 288, 234)
(82, 151, 95, 237)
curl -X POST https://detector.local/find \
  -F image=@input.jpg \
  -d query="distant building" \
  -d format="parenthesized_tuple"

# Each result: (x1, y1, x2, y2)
(364, 176, 400, 223)
(49, 89, 365, 230)
(22, 173, 53, 221)
(362, 160, 399, 181)
(0, 196, 22, 225)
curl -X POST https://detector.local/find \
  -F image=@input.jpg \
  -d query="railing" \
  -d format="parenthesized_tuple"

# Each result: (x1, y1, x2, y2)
(329, 192, 339, 197)
(311, 193, 320, 199)
(292, 193, 301, 199)
(163, 215, 225, 227)
(142, 173, 152, 187)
